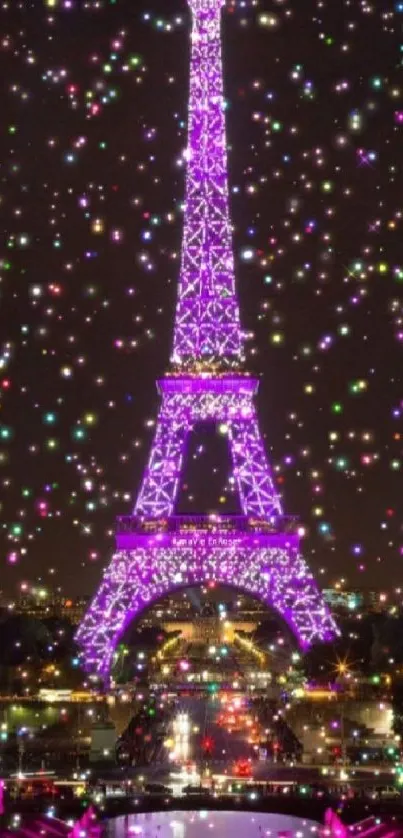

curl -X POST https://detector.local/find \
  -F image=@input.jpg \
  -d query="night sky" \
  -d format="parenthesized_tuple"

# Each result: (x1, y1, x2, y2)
(0, 0, 402, 596)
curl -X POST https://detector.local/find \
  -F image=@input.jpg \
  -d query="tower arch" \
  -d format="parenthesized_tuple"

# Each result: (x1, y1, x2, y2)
(77, 533, 335, 681)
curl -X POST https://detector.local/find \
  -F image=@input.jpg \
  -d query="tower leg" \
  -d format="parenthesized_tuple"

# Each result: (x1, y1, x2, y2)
(134, 397, 189, 518)
(229, 412, 282, 518)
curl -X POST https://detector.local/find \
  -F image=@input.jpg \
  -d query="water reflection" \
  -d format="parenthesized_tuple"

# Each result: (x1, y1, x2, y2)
(102, 810, 320, 838)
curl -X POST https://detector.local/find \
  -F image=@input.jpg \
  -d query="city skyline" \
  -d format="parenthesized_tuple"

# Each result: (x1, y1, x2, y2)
(0, 0, 402, 595)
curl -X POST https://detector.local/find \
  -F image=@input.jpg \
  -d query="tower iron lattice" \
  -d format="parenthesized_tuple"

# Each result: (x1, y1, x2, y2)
(76, 0, 338, 679)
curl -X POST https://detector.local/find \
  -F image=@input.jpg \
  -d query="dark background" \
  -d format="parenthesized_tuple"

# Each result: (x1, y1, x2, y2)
(0, 0, 402, 595)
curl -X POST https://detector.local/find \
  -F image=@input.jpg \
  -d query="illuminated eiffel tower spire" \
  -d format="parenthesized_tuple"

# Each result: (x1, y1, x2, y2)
(172, 0, 243, 368)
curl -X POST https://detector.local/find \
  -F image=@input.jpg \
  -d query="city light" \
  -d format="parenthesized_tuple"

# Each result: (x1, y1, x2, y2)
(171, 712, 191, 763)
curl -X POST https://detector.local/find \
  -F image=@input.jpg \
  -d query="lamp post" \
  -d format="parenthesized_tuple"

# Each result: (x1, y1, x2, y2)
(0, 707, 8, 772)
(75, 703, 82, 772)
(337, 663, 349, 779)
(17, 728, 27, 778)
(340, 707, 346, 770)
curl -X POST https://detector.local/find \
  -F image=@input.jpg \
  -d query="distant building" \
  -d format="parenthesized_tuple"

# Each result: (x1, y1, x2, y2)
(324, 587, 399, 613)
(323, 589, 363, 611)
(3, 593, 89, 624)
(90, 722, 117, 763)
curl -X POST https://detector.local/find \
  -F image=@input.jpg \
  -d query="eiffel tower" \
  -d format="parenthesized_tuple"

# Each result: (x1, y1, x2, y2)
(76, 0, 338, 679)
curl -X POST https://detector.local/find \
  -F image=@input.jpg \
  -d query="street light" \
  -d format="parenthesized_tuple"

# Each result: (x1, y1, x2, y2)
(17, 727, 28, 778)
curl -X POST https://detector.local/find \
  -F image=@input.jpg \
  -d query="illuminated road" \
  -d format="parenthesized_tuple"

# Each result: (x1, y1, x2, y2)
(173, 695, 255, 767)
(139, 694, 400, 798)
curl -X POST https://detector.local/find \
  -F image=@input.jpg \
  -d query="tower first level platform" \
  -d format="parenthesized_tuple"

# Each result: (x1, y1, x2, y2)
(78, 514, 336, 680)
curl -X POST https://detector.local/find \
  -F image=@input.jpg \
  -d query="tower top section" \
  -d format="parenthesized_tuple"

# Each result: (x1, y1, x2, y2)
(171, 0, 244, 373)
(187, 0, 225, 12)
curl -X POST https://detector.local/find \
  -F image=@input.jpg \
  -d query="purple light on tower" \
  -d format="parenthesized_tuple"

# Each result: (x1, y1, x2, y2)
(134, 376, 282, 519)
(76, 0, 338, 680)
(172, 0, 242, 366)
